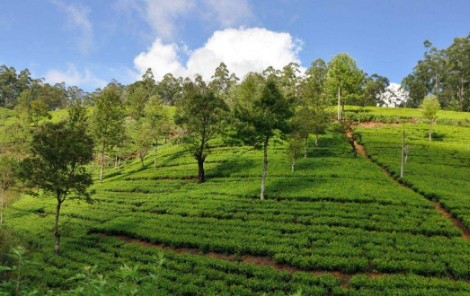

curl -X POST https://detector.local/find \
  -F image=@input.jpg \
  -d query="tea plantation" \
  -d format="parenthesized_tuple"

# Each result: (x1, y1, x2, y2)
(3, 108, 470, 295)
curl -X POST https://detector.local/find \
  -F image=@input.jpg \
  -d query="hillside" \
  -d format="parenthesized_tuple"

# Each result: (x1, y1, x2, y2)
(2, 107, 470, 295)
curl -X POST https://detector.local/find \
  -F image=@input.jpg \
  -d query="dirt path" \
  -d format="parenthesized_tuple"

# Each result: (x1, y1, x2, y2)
(353, 138, 470, 241)
(106, 234, 377, 289)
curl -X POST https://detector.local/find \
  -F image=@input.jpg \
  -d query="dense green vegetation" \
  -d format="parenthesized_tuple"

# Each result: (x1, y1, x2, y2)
(2, 117, 470, 294)
(2, 34, 470, 294)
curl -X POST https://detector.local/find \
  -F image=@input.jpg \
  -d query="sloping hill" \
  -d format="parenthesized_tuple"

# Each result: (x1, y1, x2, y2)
(5, 121, 470, 294)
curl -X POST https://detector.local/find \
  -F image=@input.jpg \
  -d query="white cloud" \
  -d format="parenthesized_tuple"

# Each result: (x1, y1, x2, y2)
(133, 27, 303, 81)
(45, 63, 107, 90)
(379, 83, 409, 107)
(115, 0, 253, 40)
(51, 0, 94, 54)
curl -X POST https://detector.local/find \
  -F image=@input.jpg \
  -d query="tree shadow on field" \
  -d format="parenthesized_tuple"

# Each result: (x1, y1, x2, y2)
(208, 154, 257, 179)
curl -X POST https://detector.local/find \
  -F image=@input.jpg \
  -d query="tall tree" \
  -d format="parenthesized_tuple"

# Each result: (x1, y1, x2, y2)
(157, 74, 182, 105)
(175, 76, 228, 183)
(126, 118, 153, 168)
(127, 85, 148, 120)
(18, 122, 94, 255)
(363, 74, 390, 106)
(144, 95, 170, 168)
(233, 77, 295, 200)
(90, 86, 126, 183)
(325, 54, 365, 120)
(421, 95, 441, 142)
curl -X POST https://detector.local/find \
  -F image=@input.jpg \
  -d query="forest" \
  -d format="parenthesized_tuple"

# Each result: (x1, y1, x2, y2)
(0, 31, 470, 296)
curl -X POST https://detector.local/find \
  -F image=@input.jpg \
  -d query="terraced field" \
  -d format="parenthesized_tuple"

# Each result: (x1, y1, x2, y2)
(359, 123, 470, 231)
(5, 124, 470, 295)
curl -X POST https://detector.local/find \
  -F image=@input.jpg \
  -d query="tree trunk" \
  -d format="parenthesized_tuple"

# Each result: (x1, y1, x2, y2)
(400, 130, 405, 178)
(429, 121, 433, 142)
(140, 153, 145, 168)
(459, 76, 464, 111)
(304, 137, 308, 158)
(315, 134, 319, 147)
(15, 250, 21, 296)
(197, 157, 205, 184)
(153, 146, 158, 169)
(260, 136, 269, 200)
(337, 87, 342, 121)
(54, 198, 62, 256)
(99, 141, 105, 184)
(114, 156, 118, 169)
(291, 157, 295, 172)
(0, 186, 4, 227)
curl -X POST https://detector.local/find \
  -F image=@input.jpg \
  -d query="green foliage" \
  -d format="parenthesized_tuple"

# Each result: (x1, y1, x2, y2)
(175, 77, 228, 183)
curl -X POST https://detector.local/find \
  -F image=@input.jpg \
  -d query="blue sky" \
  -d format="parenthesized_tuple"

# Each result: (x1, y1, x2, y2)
(1, 0, 469, 91)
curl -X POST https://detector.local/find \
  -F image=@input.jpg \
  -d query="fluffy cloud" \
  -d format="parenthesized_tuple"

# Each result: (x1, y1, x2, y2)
(51, 0, 94, 54)
(115, 0, 253, 40)
(45, 63, 107, 89)
(134, 27, 303, 81)
(379, 83, 409, 107)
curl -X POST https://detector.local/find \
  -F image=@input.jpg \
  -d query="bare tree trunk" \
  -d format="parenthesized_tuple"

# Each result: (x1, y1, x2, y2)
(197, 157, 205, 184)
(400, 130, 405, 178)
(99, 141, 105, 184)
(54, 198, 62, 256)
(315, 134, 319, 147)
(114, 156, 118, 169)
(260, 136, 269, 200)
(291, 157, 295, 172)
(304, 138, 308, 158)
(15, 250, 21, 296)
(429, 121, 433, 142)
(0, 186, 4, 227)
(337, 87, 342, 121)
(140, 152, 145, 168)
(459, 76, 464, 111)
(153, 146, 157, 169)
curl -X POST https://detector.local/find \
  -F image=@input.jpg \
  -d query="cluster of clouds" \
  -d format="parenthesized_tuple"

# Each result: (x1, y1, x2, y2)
(46, 0, 304, 89)
(45, 0, 403, 101)
(134, 27, 303, 81)
(379, 83, 409, 107)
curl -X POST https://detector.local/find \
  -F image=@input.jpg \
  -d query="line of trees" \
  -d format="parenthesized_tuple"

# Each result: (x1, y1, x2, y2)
(0, 53, 401, 255)
(402, 32, 470, 110)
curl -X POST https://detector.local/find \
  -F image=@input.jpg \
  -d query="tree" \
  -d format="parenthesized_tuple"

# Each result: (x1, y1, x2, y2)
(157, 74, 182, 105)
(304, 59, 328, 108)
(301, 60, 330, 148)
(18, 122, 94, 255)
(175, 77, 228, 183)
(90, 86, 126, 183)
(363, 74, 390, 106)
(127, 85, 148, 120)
(233, 77, 295, 200)
(0, 154, 17, 227)
(126, 118, 153, 168)
(421, 95, 441, 142)
(67, 97, 88, 128)
(287, 132, 303, 172)
(30, 100, 51, 127)
(144, 95, 170, 168)
(325, 54, 365, 120)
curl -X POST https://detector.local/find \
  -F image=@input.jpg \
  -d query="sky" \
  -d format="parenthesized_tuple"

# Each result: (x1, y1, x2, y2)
(1, 0, 470, 91)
